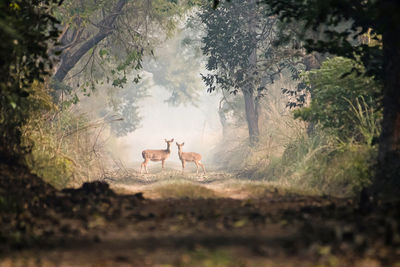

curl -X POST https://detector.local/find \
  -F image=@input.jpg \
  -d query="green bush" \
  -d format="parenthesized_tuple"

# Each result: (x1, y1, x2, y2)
(294, 57, 382, 142)
(240, 57, 382, 196)
(21, 82, 107, 189)
(257, 129, 376, 196)
(0, 1, 61, 163)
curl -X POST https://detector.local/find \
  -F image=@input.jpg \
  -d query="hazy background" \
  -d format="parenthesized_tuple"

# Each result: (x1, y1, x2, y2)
(115, 82, 222, 167)
(76, 25, 224, 170)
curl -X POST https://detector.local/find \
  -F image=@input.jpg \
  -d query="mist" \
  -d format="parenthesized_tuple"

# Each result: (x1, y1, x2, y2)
(97, 24, 224, 170)
(114, 83, 222, 167)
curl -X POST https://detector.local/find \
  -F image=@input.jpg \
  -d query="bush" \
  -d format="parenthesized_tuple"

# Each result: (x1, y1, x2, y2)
(227, 57, 382, 197)
(0, 1, 60, 163)
(21, 82, 111, 189)
(252, 128, 376, 197)
(294, 57, 382, 142)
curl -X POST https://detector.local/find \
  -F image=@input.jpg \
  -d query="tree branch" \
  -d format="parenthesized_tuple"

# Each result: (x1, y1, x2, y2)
(54, 0, 128, 83)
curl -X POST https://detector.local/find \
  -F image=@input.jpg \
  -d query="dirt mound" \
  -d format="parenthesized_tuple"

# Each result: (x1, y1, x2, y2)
(0, 164, 144, 251)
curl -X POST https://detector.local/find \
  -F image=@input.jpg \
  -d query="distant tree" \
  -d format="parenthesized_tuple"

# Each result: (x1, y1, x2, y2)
(200, 0, 304, 145)
(0, 0, 61, 163)
(145, 26, 204, 107)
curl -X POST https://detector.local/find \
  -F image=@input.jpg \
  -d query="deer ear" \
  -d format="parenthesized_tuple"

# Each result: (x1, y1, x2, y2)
(182, 142, 185, 146)
(171, 138, 174, 142)
(176, 142, 178, 145)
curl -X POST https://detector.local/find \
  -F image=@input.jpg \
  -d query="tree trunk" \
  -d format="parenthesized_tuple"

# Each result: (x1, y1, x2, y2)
(243, 88, 260, 145)
(218, 98, 228, 139)
(53, 0, 127, 83)
(243, 0, 259, 146)
(377, 17, 400, 191)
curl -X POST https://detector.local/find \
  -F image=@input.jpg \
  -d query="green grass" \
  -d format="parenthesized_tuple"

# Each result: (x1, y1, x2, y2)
(149, 178, 218, 199)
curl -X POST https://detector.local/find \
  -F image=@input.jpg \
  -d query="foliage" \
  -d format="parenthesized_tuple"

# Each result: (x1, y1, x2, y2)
(294, 57, 382, 142)
(54, 0, 191, 93)
(0, 0, 61, 163)
(104, 81, 149, 137)
(52, 0, 200, 138)
(212, 66, 379, 196)
(24, 108, 115, 188)
(271, 131, 376, 196)
(145, 25, 205, 107)
(199, 0, 305, 144)
(212, 0, 384, 79)
(200, 0, 302, 94)
(15, 82, 113, 188)
(211, 0, 400, 193)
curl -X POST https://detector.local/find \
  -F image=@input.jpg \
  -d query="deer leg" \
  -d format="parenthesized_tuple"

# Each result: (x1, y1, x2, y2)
(143, 159, 149, 174)
(195, 161, 199, 174)
(140, 160, 146, 174)
(162, 160, 165, 169)
(181, 160, 185, 173)
(199, 162, 206, 174)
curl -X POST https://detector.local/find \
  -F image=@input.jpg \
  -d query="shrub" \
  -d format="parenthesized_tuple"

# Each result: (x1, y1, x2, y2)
(294, 57, 382, 142)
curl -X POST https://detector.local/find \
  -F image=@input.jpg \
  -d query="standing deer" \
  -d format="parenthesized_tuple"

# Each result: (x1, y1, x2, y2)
(176, 142, 206, 174)
(140, 138, 174, 174)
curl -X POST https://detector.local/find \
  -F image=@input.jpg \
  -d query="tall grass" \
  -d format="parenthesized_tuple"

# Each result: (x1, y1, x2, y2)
(214, 77, 380, 197)
(344, 96, 381, 146)
(23, 101, 115, 189)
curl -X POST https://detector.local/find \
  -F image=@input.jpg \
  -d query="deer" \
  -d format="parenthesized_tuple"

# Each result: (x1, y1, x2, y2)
(176, 142, 206, 174)
(140, 138, 174, 174)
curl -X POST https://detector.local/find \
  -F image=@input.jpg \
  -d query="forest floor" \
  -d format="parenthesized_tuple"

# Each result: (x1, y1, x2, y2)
(1, 164, 400, 266)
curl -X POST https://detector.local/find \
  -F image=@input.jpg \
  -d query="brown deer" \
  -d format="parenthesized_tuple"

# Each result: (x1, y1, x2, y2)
(176, 142, 205, 174)
(140, 138, 174, 174)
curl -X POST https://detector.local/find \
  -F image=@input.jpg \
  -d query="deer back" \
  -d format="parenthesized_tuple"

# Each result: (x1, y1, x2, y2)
(142, 149, 171, 161)
(180, 152, 202, 162)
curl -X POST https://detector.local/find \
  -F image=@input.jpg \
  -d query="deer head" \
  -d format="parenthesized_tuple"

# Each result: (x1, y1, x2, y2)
(176, 142, 184, 151)
(165, 138, 174, 150)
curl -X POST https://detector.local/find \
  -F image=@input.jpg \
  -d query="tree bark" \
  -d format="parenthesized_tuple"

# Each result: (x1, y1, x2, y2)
(242, 0, 260, 146)
(377, 12, 400, 190)
(53, 0, 127, 82)
(243, 88, 260, 145)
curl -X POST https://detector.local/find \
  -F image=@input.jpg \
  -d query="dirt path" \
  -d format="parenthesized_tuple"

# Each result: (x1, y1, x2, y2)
(1, 168, 400, 266)
(106, 169, 297, 199)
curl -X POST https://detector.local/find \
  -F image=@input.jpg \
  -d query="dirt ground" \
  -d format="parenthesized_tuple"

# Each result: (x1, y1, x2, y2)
(1, 165, 400, 266)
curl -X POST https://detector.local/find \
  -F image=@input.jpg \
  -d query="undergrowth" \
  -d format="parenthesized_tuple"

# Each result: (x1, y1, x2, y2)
(214, 57, 381, 197)
(21, 82, 112, 189)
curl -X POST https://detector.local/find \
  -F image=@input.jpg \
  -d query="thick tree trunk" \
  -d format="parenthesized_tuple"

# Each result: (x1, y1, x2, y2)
(243, 0, 259, 146)
(243, 88, 260, 145)
(377, 20, 400, 190)
(53, 0, 127, 83)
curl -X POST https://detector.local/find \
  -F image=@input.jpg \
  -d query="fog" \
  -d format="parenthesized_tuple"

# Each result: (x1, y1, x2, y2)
(114, 82, 222, 167)
(104, 25, 223, 169)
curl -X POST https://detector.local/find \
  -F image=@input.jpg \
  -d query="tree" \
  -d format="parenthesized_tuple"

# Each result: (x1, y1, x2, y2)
(52, 0, 187, 94)
(254, 0, 400, 191)
(200, 0, 303, 145)
(144, 25, 204, 107)
(211, 0, 400, 191)
(0, 0, 61, 163)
